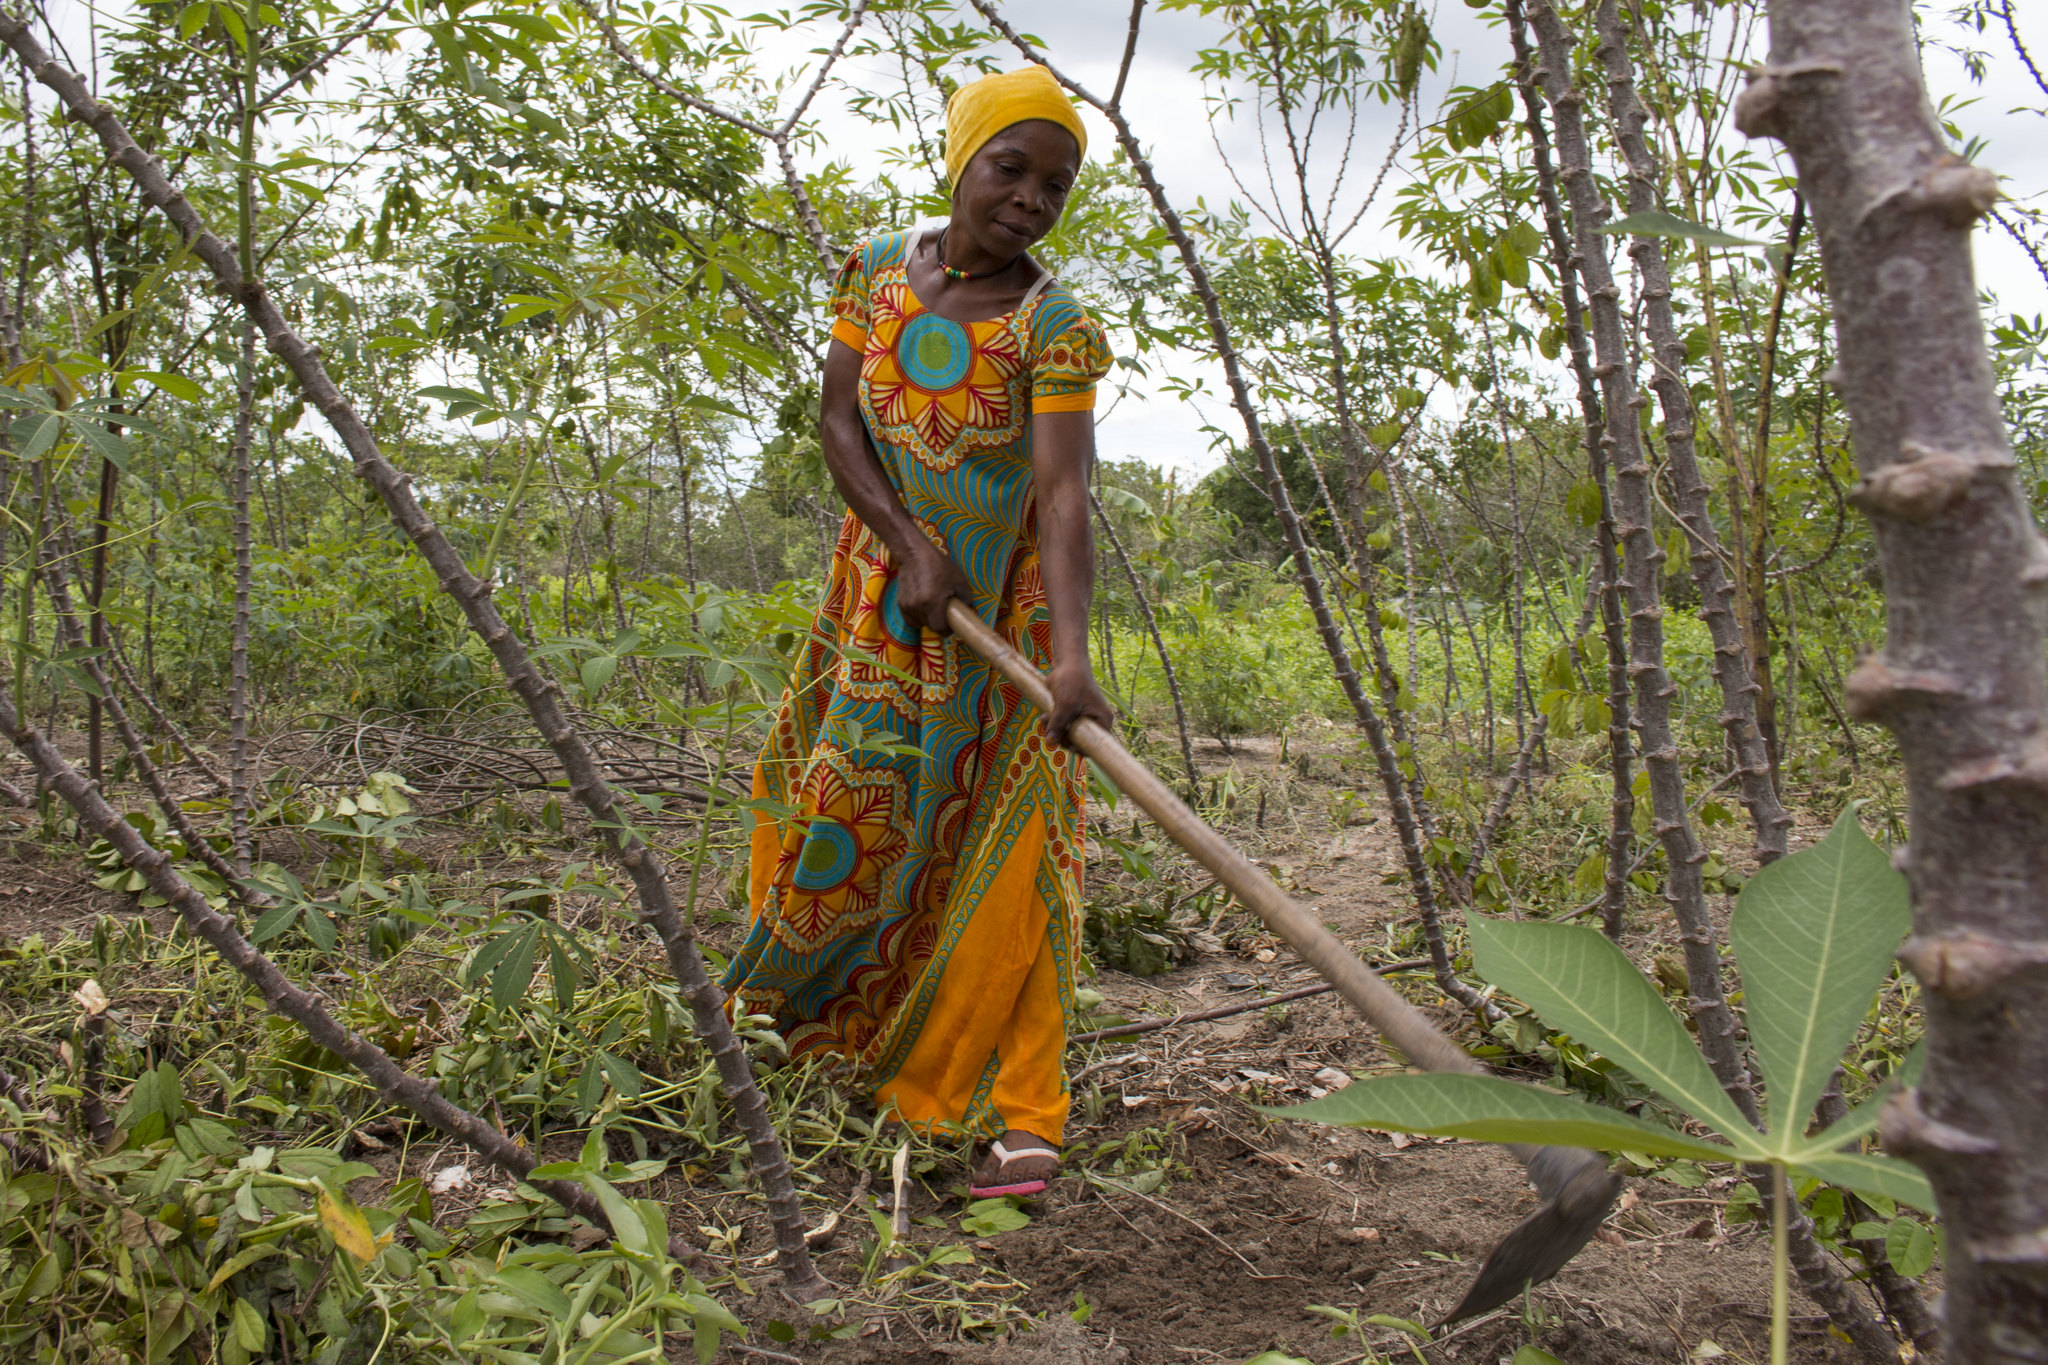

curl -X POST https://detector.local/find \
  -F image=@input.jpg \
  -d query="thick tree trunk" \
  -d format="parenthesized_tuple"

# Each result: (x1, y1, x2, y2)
(1740, 2, 2048, 1358)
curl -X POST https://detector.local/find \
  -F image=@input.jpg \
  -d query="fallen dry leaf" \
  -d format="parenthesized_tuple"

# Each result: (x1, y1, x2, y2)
(429, 1165, 471, 1194)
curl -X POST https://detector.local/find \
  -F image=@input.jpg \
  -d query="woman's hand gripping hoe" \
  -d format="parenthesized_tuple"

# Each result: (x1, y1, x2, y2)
(947, 602, 1621, 1321)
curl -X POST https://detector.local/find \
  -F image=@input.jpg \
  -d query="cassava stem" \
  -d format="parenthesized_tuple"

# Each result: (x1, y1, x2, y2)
(1525, 0, 1754, 1109)
(228, 323, 257, 878)
(1526, 5, 1900, 1354)
(1505, 0, 1634, 940)
(1741, 1, 2048, 1356)
(1589, 0, 1790, 865)
(1090, 490, 1199, 790)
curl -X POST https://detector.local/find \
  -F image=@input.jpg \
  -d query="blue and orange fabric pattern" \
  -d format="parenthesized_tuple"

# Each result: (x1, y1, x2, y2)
(721, 230, 1113, 1141)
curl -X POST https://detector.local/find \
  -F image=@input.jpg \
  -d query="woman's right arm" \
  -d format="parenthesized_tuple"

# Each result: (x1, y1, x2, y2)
(820, 338, 973, 635)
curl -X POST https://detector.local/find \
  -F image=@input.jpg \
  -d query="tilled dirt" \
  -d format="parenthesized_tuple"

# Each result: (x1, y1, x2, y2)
(797, 1122, 1849, 1364)
(0, 731, 1884, 1362)
(790, 733, 1863, 1363)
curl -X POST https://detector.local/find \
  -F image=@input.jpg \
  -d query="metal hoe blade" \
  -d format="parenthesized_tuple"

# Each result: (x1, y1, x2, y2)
(946, 603, 1623, 1317)
(1439, 1145, 1623, 1323)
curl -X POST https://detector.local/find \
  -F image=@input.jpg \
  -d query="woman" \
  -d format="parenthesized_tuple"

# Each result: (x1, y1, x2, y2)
(723, 65, 1113, 1198)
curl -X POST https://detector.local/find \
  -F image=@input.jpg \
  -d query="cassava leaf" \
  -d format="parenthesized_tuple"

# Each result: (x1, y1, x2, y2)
(578, 1173, 651, 1255)
(548, 932, 578, 1011)
(958, 1197, 1032, 1235)
(231, 1298, 268, 1352)
(491, 922, 541, 1008)
(123, 369, 204, 402)
(580, 653, 617, 699)
(317, 1186, 378, 1263)
(1886, 1218, 1937, 1277)
(1262, 1071, 1744, 1161)
(299, 906, 338, 951)
(597, 1049, 643, 1101)
(1472, 918, 1758, 1141)
(12, 409, 60, 460)
(66, 416, 133, 473)
(1100, 486, 1154, 519)
(1730, 807, 1910, 1145)
(1599, 209, 1763, 247)
(247, 901, 301, 944)
(491, 1263, 574, 1317)
(1791, 1151, 1936, 1213)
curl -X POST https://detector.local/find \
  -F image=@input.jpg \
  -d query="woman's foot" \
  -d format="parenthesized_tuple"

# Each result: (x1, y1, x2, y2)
(970, 1129, 1061, 1198)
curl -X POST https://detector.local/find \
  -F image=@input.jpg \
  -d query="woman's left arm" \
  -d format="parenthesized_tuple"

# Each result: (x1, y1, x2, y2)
(1031, 409, 1115, 749)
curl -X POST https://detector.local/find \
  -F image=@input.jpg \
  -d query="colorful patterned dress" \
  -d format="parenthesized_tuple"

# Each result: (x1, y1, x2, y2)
(723, 230, 1112, 1142)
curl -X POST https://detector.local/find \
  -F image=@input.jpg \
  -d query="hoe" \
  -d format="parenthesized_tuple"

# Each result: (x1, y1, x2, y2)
(949, 602, 1622, 1322)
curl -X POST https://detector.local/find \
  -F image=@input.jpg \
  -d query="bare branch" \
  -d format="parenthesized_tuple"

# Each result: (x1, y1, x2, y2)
(2000, 0, 2048, 105)
(1090, 490, 1198, 789)
(777, 0, 869, 139)
(564, 0, 853, 272)
(253, 0, 400, 113)
(1108, 0, 1145, 113)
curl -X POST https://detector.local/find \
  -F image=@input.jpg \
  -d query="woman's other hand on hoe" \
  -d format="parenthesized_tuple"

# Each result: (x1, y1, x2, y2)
(1047, 662, 1112, 750)
(898, 545, 975, 635)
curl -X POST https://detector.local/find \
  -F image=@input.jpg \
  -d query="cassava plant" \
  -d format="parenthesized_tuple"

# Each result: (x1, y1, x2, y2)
(0, 11, 825, 1296)
(1273, 810, 1932, 1365)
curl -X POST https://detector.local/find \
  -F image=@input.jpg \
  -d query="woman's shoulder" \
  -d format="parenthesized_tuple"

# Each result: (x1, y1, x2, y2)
(1024, 276, 1108, 350)
(845, 229, 918, 275)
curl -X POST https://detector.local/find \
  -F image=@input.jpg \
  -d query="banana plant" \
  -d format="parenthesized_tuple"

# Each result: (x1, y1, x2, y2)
(1271, 809, 1929, 1365)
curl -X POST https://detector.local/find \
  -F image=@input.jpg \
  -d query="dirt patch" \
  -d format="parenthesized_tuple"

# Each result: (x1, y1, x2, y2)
(786, 1112, 1855, 1364)
(773, 731, 1867, 1364)
(0, 727, 1892, 1363)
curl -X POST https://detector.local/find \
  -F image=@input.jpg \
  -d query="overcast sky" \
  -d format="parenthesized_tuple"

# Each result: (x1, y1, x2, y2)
(35, 0, 2048, 480)
(772, 1, 2048, 476)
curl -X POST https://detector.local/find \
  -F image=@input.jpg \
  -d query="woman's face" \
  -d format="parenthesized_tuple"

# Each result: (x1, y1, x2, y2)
(951, 119, 1082, 258)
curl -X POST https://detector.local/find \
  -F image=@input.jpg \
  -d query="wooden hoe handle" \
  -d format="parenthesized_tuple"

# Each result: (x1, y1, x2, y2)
(945, 601, 1480, 1077)
(947, 602, 1621, 1323)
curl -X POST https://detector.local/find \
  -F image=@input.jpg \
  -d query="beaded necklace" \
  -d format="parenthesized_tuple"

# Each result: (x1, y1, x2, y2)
(936, 228, 1022, 282)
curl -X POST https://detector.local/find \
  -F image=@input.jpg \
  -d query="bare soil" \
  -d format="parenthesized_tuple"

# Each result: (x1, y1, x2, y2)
(0, 728, 1878, 1364)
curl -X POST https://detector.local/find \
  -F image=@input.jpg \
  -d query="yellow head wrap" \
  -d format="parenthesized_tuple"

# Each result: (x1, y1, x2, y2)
(943, 66, 1088, 186)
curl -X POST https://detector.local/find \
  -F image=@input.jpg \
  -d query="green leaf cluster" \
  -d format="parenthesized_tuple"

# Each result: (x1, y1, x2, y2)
(1267, 809, 1930, 1211)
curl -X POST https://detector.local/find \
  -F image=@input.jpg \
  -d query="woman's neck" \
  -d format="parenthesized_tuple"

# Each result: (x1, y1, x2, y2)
(906, 226, 1044, 325)
(934, 219, 1024, 280)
